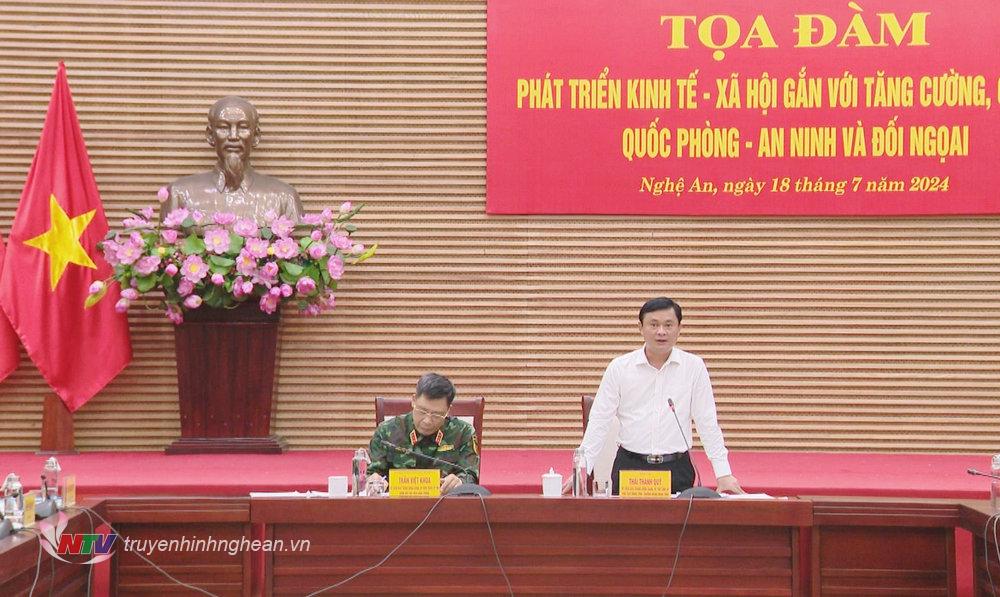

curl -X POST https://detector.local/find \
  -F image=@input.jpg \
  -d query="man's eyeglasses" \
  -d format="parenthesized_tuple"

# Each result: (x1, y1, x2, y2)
(412, 405, 449, 421)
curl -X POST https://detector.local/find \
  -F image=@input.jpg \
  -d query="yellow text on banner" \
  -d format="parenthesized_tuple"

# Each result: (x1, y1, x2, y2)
(389, 469, 441, 498)
(618, 470, 672, 498)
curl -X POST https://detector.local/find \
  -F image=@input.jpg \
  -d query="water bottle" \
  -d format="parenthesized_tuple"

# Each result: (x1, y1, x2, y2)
(1, 474, 24, 526)
(572, 448, 587, 497)
(41, 457, 62, 509)
(352, 448, 370, 497)
(991, 453, 1000, 512)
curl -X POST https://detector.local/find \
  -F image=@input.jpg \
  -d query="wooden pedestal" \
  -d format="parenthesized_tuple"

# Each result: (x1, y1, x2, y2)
(39, 394, 76, 453)
(165, 302, 286, 455)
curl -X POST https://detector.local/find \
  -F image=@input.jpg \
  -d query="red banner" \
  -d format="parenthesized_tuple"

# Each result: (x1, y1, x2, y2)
(487, 0, 1000, 215)
(0, 232, 19, 382)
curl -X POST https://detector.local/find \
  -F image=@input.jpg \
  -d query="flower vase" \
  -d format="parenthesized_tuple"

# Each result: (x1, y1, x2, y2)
(165, 302, 287, 454)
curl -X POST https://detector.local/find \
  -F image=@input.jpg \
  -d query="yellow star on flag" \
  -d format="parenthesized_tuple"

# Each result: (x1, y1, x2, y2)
(23, 194, 97, 290)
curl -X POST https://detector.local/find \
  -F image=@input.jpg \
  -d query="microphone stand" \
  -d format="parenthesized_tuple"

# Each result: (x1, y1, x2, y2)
(667, 398, 720, 499)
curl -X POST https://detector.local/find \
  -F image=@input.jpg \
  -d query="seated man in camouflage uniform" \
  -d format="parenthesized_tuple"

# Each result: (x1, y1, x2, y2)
(367, 373, 480, 493)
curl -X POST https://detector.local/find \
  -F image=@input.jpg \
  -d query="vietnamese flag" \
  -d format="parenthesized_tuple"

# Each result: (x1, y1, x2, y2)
(0, 232, 20, 382)
(0, 63, 131, 412)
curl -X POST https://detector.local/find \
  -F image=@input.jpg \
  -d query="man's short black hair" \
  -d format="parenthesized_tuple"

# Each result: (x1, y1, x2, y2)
(639, 297, 682, 324)
(415, 372, 457, 405)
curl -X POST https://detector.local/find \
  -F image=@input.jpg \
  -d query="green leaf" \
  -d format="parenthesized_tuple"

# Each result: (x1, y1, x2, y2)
(299, 237, 313, 250)
(279, 272, 298, 285)
(354, 243, 378, 263)
(336, 204, 363, 222)
(181, 234, 206, 255)
(227, 233, 245, 255)
(84, 284, 108, 309)
(203, 286, 225, 308)
(304, 265, 321, 283)
(209, 255, 235, 268)
(181, 217, 196, 228)
(260, 228, 273, 240)
(344, 224, 357, 233)
(279, 262, 304, 277)
(136, 275, 157, 293)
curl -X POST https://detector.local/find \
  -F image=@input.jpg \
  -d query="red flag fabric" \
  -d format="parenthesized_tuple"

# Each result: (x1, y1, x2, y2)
(0, 232, 20, 382)
(0, 62, 131, 411)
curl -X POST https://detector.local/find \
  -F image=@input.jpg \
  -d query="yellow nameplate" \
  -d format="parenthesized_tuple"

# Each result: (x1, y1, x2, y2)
(389, 469, 441, 498)
(62, 475, 77, 508)
(618, 470, 672, 498)
(23, 492, 36, 527)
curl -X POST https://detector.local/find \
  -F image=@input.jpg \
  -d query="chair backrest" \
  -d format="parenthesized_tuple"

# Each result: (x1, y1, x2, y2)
(582, 395, 594, 430)
(375, 396, 485, 449)
(581, 395, 620, 495)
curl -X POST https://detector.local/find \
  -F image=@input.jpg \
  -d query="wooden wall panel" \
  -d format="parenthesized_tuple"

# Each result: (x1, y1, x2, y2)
(0, 1, 998, 453)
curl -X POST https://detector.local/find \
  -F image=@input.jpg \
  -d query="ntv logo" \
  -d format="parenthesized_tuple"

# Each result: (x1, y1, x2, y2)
(37, 512, 116, 565)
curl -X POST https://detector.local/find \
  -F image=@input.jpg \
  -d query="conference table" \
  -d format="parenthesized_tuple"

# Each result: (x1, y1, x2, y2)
(256, 495, 810, 596)
(0, 495, 997, 596)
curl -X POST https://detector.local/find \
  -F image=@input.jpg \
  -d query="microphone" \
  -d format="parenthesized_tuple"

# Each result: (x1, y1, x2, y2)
(967, 468, 1000, 480)
(667, 398, 702, 488)
(376, 438, 475, 477)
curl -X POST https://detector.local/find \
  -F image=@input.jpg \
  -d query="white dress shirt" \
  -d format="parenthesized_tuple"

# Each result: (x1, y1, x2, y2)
(579, 346, 732, 478)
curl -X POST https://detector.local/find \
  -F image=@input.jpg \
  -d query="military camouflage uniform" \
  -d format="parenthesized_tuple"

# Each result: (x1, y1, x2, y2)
(368, 413, 480, 484)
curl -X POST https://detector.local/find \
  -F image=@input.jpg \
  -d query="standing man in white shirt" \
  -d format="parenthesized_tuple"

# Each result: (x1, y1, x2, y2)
(578, 297, 743, 495)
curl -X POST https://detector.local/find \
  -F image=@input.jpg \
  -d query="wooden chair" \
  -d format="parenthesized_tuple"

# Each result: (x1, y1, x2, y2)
(375, 396, 485, 449)
(582, 395, 594, 494)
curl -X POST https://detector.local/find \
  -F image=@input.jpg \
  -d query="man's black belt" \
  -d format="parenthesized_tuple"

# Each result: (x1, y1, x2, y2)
(619, 447, 688, 465)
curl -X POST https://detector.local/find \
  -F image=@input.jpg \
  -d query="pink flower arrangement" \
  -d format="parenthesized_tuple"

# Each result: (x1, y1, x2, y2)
(181, 255, 209, 283)
(270, 216, 295, 238)
(272, 237, 299, 259)
(245, 237, 269, 259)
(115, 243, 142, 265)
(326, 254, 344, 280)
(87, 195, 376, 324)
(163, 208, 189, 228)
(203, 227, 231, 254)
(134, 255, 161, 276)
(233, 218, 258, 237)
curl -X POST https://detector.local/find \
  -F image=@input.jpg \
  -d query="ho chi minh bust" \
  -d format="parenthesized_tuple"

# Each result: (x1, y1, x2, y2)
(162, 96, 304, 224)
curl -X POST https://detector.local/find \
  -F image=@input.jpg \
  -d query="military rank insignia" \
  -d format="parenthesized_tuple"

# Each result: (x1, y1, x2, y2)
(409, 429, 418, 446)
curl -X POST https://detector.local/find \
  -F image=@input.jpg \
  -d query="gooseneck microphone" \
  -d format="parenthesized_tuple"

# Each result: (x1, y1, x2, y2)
(667, 398, 701, 488)
(967, 468, 1000, 480)
(377, 438, 475, 477)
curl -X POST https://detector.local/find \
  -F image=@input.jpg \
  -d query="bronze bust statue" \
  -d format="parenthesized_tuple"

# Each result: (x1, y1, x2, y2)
(162, 96, 303, 224)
